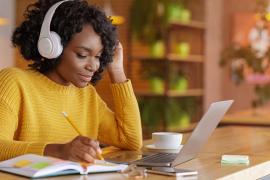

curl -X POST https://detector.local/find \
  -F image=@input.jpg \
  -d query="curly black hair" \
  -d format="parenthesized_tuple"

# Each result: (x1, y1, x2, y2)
(12, 0, 118, 84)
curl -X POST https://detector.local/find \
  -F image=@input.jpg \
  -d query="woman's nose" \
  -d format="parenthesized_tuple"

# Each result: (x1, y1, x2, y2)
(86, 57, 100, 72)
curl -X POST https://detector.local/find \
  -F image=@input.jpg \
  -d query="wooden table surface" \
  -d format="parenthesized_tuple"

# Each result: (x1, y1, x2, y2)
(221, 108, 270, 125)
(1, 126, 270, 180)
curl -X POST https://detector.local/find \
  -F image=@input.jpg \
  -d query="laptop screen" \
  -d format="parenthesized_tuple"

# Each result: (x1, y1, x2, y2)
(171, 100, 234, 166)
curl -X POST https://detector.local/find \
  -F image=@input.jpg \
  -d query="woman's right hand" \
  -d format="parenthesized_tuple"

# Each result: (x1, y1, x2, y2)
(44, 136, 102, 163)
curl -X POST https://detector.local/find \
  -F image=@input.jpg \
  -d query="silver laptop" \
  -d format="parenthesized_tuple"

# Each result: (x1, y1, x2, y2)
(133, 100, 234, 167)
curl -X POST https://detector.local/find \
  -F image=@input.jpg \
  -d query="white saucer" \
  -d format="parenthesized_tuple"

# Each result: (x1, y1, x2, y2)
(144, 144, 183, 153)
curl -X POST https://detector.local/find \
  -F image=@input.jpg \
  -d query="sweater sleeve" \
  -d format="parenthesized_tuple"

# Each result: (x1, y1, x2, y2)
(97, 80, 143, 151)
(0, 69, 47, 161)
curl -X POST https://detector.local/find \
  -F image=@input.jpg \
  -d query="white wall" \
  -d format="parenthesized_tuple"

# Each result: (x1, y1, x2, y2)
(0, 0, 15, 69)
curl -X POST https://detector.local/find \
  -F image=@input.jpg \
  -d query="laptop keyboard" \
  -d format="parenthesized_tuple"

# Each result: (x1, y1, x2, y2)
(134, 153, 178, 163)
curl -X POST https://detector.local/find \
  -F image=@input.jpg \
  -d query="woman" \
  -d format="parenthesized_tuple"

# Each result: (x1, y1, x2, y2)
(0, 0, 142, 162)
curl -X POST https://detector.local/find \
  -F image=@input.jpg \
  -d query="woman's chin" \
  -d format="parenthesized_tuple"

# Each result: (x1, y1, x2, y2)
(73, 81, 90, 88)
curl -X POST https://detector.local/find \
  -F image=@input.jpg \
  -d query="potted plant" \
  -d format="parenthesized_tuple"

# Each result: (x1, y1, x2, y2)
(165, 99, 193, 130)
(130, 0, 189, 57)
(169, 66, 188, 92)
(139, 97, 196, 136)
(166, 1, 191, 23)
(140, 61, 165, 94)
(220, 0, 270, 110)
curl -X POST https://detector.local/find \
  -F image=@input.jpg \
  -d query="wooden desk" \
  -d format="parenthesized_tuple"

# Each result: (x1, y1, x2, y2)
(221, 108, 270, 125)
(1, 126, 270, 179)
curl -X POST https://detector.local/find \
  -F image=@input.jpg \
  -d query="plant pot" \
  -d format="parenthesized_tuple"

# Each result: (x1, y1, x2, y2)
(175, 77, 188, 92)
(168, 113, 190, 129)
(150, 41, 165, 58)
(176, 42, 190, 58)
(149, 77, 164, 94)
(171, 77, 188, 92)
(178, 113, 190, 128)
(166, 3, 183, 23)
(180, 9, 191, 23)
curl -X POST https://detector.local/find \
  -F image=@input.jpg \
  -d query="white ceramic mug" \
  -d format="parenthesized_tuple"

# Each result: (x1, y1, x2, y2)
(152, 132, 183, 149)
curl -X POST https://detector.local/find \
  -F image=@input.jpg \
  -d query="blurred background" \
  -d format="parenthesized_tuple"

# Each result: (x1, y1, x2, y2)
(1, 0, 270, 138)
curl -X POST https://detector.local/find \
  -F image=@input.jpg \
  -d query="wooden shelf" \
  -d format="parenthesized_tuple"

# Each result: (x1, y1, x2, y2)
(168, 89, 203, 97)
(136, 89, 203, 97)
(168, 20, 205, 30)
(132, 54, 204, 63)
(128, 2, 206, 135)
(167, 54, 204, 62)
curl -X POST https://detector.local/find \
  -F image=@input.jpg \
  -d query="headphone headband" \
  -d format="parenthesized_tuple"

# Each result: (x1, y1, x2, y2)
(39, 0, 71, 38)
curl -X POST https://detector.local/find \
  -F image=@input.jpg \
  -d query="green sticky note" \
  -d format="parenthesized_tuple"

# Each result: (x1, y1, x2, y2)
(31, 162, 50, 170)
(221, 155, 249, 164)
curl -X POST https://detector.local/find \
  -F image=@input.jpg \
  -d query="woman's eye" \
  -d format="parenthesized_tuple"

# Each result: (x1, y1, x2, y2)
(95, 56, 101, 60)
(76, 53, 87, 59)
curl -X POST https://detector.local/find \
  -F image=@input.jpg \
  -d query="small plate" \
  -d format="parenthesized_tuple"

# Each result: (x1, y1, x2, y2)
(144, 144, 183, 153)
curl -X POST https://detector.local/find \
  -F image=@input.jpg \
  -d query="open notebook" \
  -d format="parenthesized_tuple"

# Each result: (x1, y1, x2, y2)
(0, 154, 127, 178)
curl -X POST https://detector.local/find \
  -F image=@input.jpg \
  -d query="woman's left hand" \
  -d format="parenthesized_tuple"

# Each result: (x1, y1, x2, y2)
(107, 42, 127, 83)
(107, 42, 124, 72)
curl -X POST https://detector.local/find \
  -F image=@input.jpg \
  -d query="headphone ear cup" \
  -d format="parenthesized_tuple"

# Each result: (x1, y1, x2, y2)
(37, 32, 63, 59)
(50, 31, 63, 59)
(38, 36, 53, 59)
(38, 0, 71, 59)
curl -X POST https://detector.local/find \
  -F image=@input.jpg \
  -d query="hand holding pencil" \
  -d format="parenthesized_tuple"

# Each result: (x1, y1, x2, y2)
(61, 112, 104, 163)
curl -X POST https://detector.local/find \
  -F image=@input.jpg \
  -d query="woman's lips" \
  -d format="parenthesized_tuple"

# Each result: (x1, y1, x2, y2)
(78, 74, 92, 82)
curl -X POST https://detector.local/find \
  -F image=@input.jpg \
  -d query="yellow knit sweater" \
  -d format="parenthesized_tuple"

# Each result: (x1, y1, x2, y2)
(0, 68, 142, 161)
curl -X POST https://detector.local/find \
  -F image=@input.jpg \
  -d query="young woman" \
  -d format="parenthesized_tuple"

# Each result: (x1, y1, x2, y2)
(0, 0, 142, 162)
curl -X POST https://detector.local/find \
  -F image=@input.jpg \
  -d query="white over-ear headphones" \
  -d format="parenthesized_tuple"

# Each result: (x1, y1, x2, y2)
(38, 0, 72, 59)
